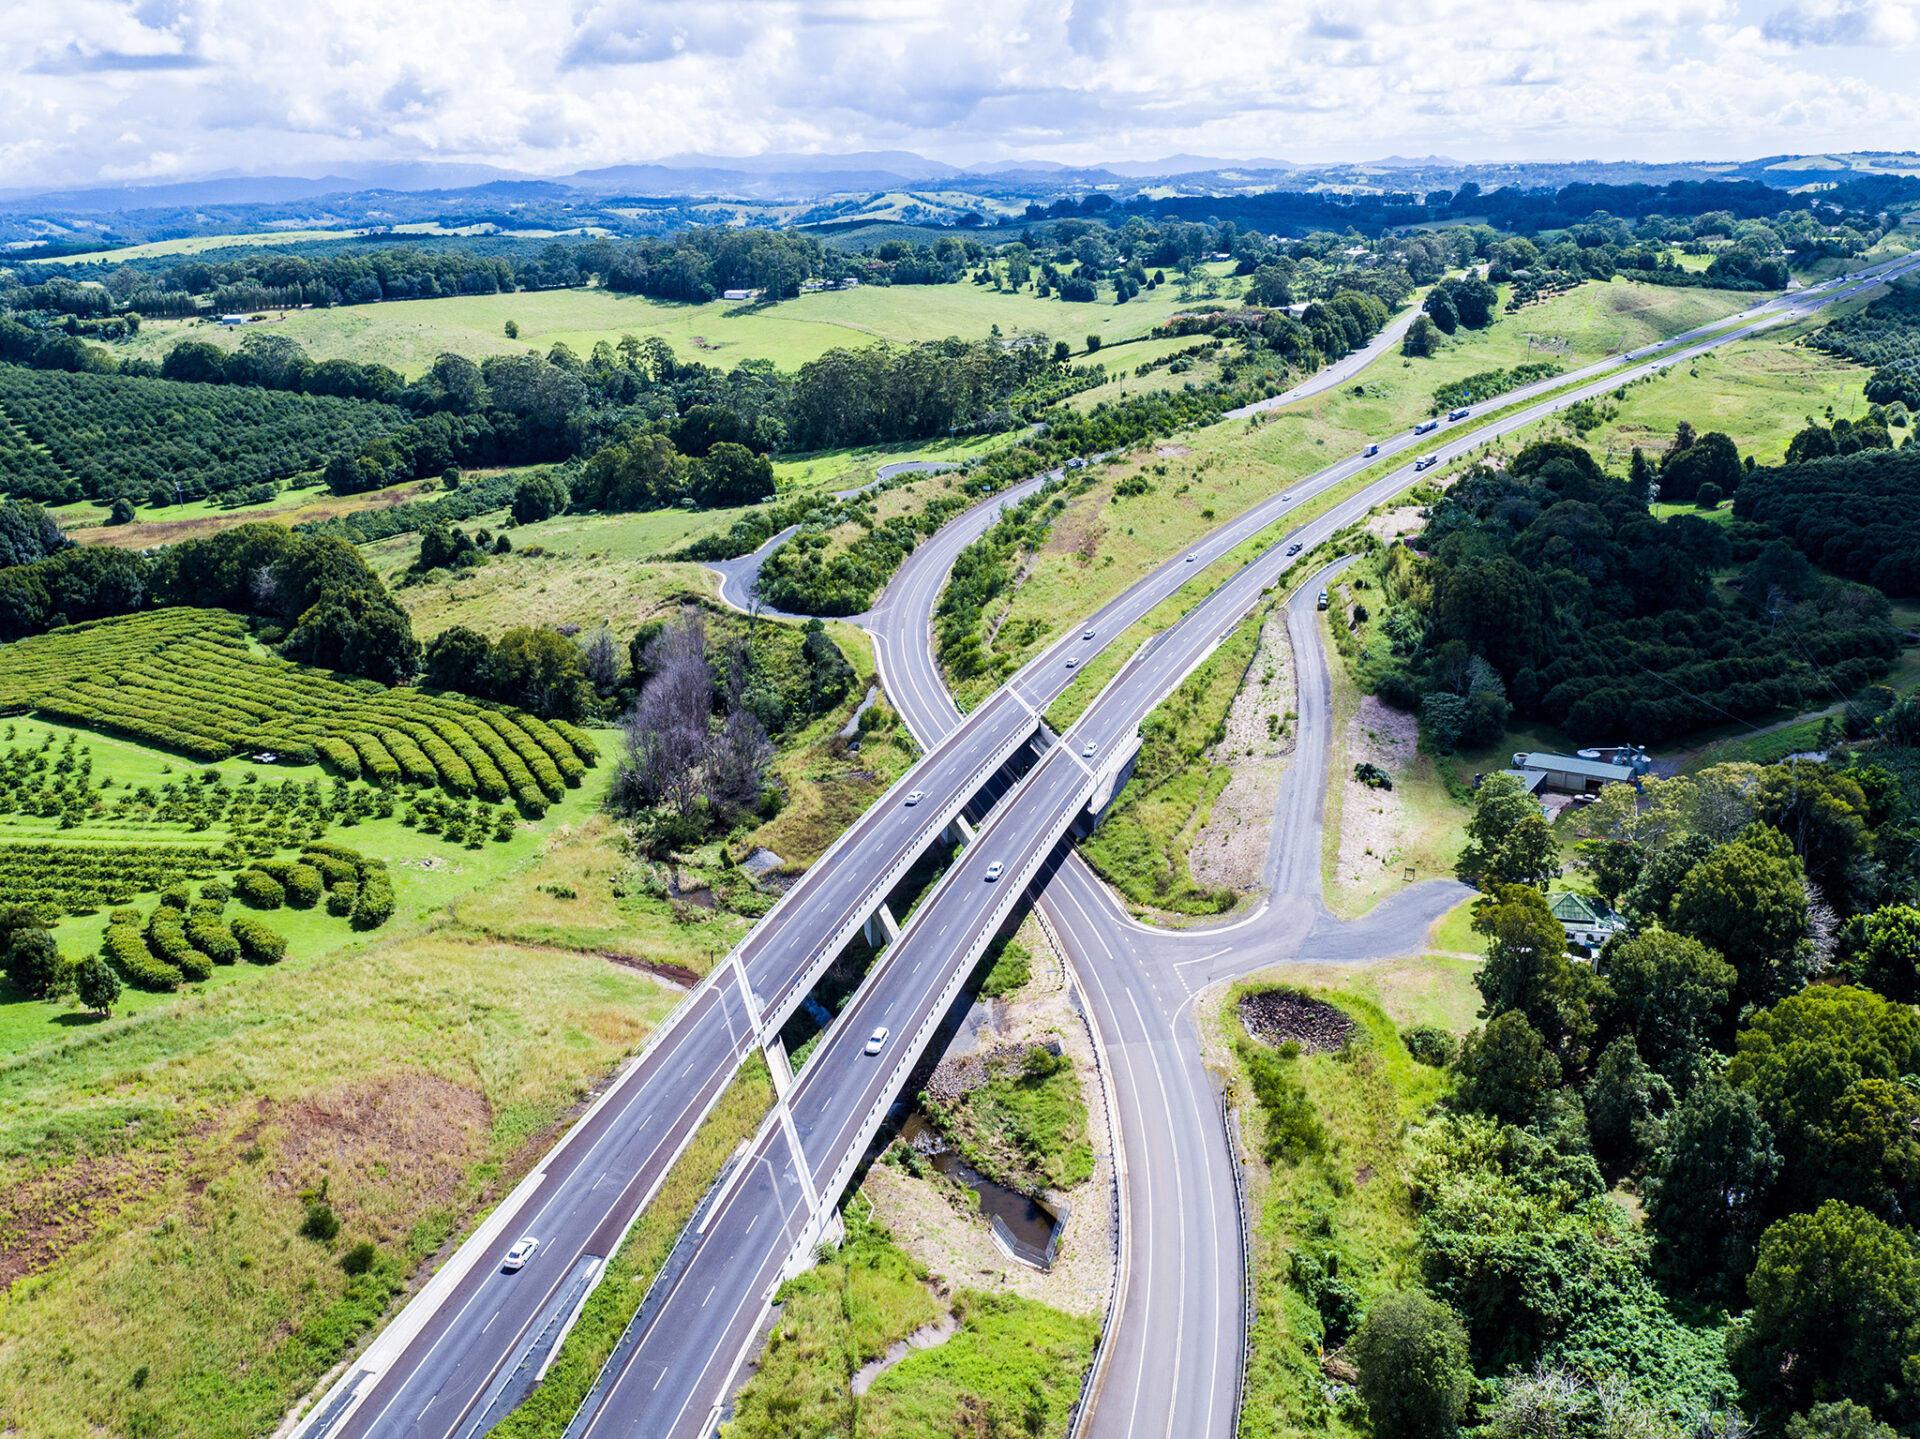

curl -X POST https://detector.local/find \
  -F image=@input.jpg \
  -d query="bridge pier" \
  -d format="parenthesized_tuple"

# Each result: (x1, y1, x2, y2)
(861, 902, 900, 951)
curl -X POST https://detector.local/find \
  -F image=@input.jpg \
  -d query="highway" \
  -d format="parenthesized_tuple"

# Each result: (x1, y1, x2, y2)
(288, 250, 1920, 1439)
(571, 248, 1920, 1439)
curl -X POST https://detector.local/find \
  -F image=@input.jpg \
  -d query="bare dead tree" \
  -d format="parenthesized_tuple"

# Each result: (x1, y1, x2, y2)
(581, 624, 620, 696)
(615, 610, 711, 815)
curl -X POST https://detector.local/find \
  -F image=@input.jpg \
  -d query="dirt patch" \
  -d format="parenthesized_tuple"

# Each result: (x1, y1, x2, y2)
(1334, 696, 1418, 888)
(0, 1149, 175, 1291)
(1155, 444, 1192, 457)
(1366, 506, 1426, 543)
(1190, 605, 1295, 892)
(1237, 989, 1355, 1054)
(273, 1073, 490, 1221)
(1045, 505, 1107, 567)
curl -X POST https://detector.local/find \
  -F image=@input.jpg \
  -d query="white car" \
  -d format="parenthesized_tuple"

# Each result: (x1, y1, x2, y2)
(1082, 742, 1098, 757)
(1185, 553, 1197, 563)
(1065, 656, 1078, 668)
(1082, 629, 1095, 640)
(503, 1236, 539, 1271)
(904, 790, 924, 806)
(984, 861, 1005, 882)
(1282, 492, 1293, 501)
(864, 1026, 890, 1056)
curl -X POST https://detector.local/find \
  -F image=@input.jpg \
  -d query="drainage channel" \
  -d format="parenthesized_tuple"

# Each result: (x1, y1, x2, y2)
(899, 1115, 1062, 1268)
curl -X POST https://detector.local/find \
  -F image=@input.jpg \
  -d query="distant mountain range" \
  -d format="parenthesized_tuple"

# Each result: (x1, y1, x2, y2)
(1, 149, 1914, 254)
(0, 149, 1739, 211)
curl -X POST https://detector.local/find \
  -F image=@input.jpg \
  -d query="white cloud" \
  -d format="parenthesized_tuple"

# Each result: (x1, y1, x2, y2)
(1761, 0, 1917, 45)
(0, 0, 1913, 190)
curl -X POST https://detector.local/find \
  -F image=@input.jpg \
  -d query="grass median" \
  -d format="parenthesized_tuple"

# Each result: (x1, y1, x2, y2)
(489, 1055, 775, 1439)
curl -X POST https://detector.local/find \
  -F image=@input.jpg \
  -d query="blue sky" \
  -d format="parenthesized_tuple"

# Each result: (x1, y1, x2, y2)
(4, 0, 1916, 190)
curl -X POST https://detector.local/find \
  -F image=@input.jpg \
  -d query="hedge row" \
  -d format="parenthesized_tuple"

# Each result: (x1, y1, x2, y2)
(146, 908, 213, 981)
(456, 714, 553, 811)
(475, 711, 566, 800)
(187, 913, 241, 964)
(235, 869, 285, 909)
(515, 713, 587, 785)
(347, 732, 401, 785)
(315, 737, 361, 780)
(0, 840, 229, 915)
(229, 915, 286, 963)
(377, 728, 437, 785)
(547, 719, 599, 766)
(391, 720, 475, 795)
(351, 866, 395, 930)
(2, 610, 583, 804)
(103, 921, 181, 990)
(296, 840, 394, 931)
(425, 718, 509, 802)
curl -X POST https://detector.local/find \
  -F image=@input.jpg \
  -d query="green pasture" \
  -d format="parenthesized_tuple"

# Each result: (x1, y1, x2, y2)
(114, 268, 1239, 379)
(18, 229, 357, 267)
(1576, 330, 1873, 468)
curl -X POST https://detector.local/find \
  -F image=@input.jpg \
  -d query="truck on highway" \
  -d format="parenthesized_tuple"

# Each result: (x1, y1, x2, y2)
(1414, 418, 1439, 435)
(1363, 443, 1380, 457)
(1448, 407, 1471, 421)
(1414, 454, 1439, 471)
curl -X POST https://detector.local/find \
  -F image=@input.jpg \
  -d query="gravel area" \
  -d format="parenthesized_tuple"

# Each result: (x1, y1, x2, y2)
(1237, 989, 1356, 1053)
(1366, 505, 1427, 543)
(1334, 696, 1419, 888)
(864, 918, 1114, 1317)
(1190, 605, 1296, 893)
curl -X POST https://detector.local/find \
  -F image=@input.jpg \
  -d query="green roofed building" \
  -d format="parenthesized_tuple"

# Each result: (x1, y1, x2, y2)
(1549, 891, 1627, 952)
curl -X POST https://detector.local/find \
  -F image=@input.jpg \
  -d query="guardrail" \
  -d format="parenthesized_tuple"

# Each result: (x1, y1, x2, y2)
(779, 750, 1094, 1278)
(1059, 939, 1126, 1439)
(1221, 1091, 1255, 1439)
(756, 703, 1046, 1037)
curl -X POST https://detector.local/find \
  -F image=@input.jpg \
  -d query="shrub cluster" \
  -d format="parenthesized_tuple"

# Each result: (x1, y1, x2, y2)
(229, 915, 286, 963)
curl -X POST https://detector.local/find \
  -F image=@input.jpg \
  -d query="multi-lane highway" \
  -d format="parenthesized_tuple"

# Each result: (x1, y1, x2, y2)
(571, 249, 1920, 1439)
(289, 251, 1920, 1439)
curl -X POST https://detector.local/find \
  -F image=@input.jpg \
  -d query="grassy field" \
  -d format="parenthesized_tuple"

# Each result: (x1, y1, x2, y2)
(771, 432, 1018, 497)
(0, 811, 689, 1439)
(57, 473, 468, 549)
(1079, 607, 1266, 917)
(113, 270, 1237, 379)
(724, 1205, 1097, 1439)
(19, 230, 359, 267)
(1207, 977, 1458, 1439)
(370, 516, 737, 640)
(1318, 601, 1471, 918)
(1568, 325, 1874, 469)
